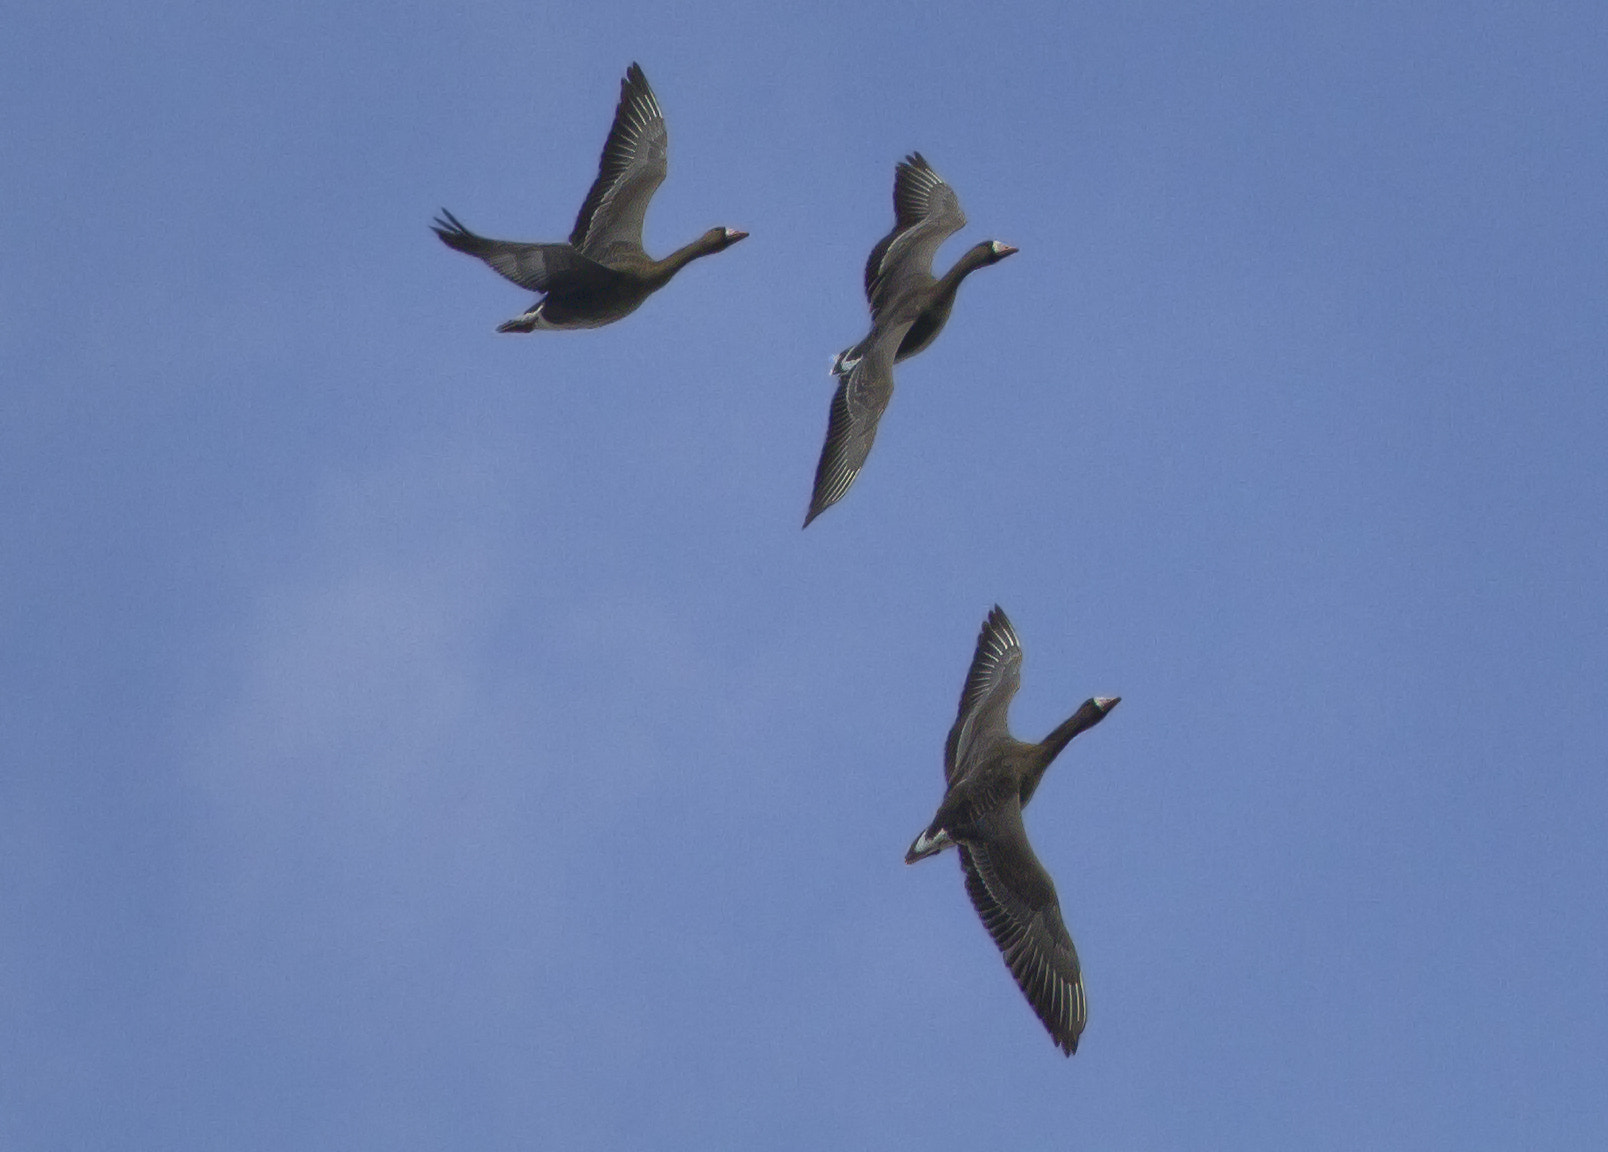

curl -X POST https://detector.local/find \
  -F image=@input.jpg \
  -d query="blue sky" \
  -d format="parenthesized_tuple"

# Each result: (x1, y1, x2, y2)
(4, 1, 1607, 1148)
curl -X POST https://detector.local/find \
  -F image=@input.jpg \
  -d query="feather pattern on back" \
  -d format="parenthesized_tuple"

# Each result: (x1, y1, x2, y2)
(864, 154, 966, 320)
(569, 62, 669, 260)
(945, 606, 1024, 782)
(960, 802, 1087, 1055)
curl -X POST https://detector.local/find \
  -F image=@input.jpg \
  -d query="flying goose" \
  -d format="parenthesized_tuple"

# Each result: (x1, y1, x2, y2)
(804, 155, 1015, 526)
(906, 606, 1119, 1055)
(433, 63, 747, 332)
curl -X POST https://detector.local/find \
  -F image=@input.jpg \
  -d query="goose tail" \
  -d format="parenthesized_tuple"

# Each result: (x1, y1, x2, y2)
(905, 825, 955, 864)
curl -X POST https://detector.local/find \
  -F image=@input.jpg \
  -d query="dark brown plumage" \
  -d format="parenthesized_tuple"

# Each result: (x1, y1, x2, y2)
(906, 606, 1119, 1056)
(805, 154, 1015, 527)
(432, 63, 746, 332)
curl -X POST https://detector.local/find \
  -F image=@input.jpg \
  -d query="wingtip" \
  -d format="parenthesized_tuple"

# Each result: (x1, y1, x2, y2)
(983, 604, 1014, 637)
(803, 489, 841, 528)
(432, 208, 470, 241)
(623, 62, 653, 94)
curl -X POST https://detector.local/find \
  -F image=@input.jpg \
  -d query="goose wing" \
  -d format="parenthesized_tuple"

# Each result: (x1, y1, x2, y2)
(960, 799, 1086, 1055)
(569, 63, 669, 261)
(944, 606, 1023, 783)
(432, 210, 604, 291)
(802, 320, 913, 527)
(863, 153, 966, 317)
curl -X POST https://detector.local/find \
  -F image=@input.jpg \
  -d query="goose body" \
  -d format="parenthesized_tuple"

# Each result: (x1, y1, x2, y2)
(433, 63, 746, 332)
(906, 606, 1119, 1056)
(805, 154, 1015, 526)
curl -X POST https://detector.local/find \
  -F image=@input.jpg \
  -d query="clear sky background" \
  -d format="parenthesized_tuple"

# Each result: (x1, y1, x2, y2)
(5, 2, 1606, 1149)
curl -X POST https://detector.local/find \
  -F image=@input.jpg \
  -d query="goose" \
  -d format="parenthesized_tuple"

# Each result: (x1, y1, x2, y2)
(432, 63, 746, 332)
(831, 155, 1018, 375)
(804, 155, 1015, 526)
(906, 606, 1119, 1055)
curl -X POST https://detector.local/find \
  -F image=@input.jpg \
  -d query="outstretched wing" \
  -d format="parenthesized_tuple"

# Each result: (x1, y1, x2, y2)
(863, 153, 966, 316)
(432, 209, 602, 291)
(960, 800, 1086, 1056)
(944, 606, 1023, 783)
(570, 62, 669, 261)
(803, 321, 913, 527)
